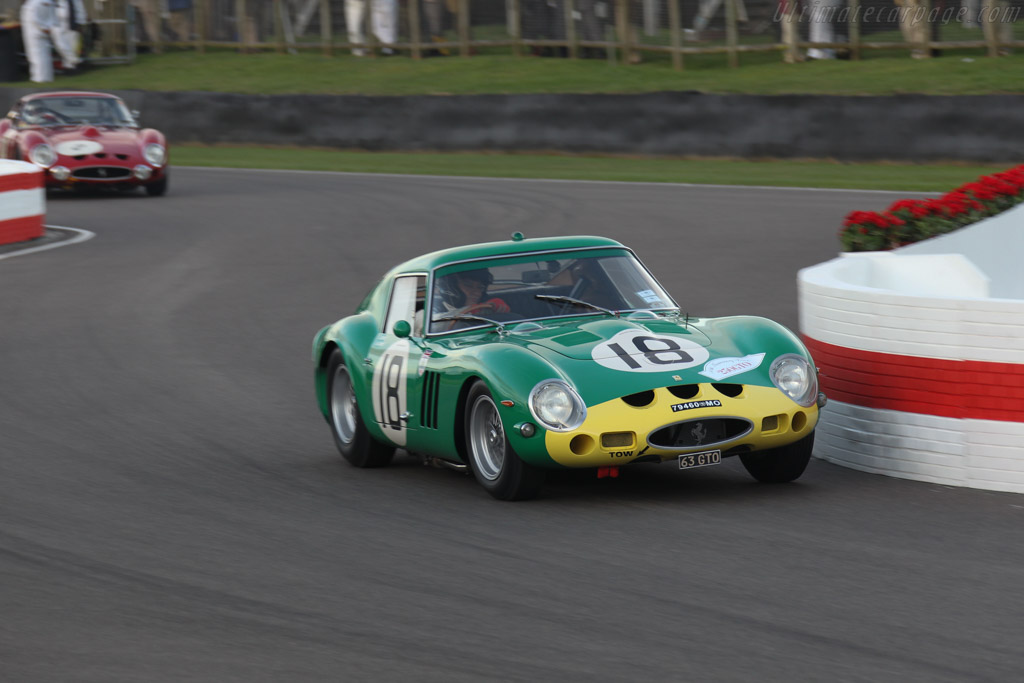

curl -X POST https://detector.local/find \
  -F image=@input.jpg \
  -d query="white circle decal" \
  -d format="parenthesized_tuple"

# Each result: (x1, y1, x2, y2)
(55, 140, 103, 156)
(593, 330, 709, 373)
(371, 339, 411, 446)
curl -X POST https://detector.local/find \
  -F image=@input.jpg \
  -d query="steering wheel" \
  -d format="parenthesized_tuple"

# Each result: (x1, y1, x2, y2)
(37, 108, 69, 124)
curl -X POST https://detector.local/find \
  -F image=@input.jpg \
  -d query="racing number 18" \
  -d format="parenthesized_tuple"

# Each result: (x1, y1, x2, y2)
(608, 335, 694, 369)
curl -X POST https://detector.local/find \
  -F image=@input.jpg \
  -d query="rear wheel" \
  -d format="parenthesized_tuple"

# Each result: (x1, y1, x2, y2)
(465, 382, 545, 501)
(327, 350, 394, 468)
(740, 432, 814, 483)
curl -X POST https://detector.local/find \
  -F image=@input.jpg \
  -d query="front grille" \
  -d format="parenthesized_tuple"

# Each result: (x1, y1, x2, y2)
(648, 417, 752, 449)
(73, 166, 131, 180)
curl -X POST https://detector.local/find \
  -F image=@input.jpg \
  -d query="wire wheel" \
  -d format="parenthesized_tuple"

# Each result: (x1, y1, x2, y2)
(468, 394, 505, 481)
(330, 363, 358, 448)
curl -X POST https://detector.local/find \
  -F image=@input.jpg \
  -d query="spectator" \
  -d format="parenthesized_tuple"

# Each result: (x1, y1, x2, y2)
(895, 0, 929, 58)
(981, 0, 1012, 55)
(807, 0, 842, 59)
(577, 0, 605, 59)
(132, 0, 190, 52)
(422, 0, 453, 56)
(346, 0, 398, 56)
(523, 0, 566, 57)
(20, 0, 57, 83)
(52, 0, 86, 70)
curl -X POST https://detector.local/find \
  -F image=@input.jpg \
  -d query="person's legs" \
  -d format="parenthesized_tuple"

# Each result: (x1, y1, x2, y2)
(24, 26, 54, 82)
(372, 0, 398, 51)
(346, 0, 367, 55)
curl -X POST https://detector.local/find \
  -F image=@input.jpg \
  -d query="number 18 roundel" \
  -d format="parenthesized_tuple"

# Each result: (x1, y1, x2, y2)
(592, 330, 709, 373)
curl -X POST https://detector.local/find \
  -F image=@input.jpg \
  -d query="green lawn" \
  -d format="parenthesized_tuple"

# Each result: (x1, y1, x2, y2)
(6, 48, 1023, 96)
(175, 145, 1005, 192)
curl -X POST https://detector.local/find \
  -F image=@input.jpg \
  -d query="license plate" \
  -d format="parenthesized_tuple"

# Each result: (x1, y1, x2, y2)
(678, 450, 722, 470)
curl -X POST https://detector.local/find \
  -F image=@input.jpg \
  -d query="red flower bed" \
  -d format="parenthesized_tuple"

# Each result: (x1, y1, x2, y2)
(840, 164, 1024, 252)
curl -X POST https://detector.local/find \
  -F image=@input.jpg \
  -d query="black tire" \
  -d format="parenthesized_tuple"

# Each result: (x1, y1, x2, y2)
(740, 432, 815, 483)
(326, 350, 394, 468)
(464, 381, 546, 501)
(145, 171, 168, 197)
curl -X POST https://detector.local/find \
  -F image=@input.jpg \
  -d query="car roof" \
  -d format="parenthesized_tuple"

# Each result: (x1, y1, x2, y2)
(21, 92, 123, 102)
(392, 235, 628, 275)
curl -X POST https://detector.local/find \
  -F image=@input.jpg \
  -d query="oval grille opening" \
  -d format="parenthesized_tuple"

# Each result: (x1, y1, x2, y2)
(622, 390, 655, 407)
(667, 384, 699, 400)
(649, 418, 752, 449)
(712, 383, 743, 398)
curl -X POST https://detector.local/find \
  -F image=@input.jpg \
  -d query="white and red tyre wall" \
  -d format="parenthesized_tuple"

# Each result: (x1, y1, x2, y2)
(0, 160, 44, 246)
(799, 206, 1024, 493)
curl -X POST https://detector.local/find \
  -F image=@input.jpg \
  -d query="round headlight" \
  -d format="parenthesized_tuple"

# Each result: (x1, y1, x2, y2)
(143, 143, 166, 167)
(770, 354, 818, 408)
(529, 380, 586, 432)
(29, 143, 56, 168)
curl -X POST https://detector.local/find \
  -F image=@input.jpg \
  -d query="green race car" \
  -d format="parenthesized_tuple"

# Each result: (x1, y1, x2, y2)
(313, 234, 825, 500)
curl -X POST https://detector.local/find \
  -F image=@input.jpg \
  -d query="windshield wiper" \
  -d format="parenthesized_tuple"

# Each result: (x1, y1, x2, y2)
(433, 314, 506, 333)
(535, 294, 617, 317)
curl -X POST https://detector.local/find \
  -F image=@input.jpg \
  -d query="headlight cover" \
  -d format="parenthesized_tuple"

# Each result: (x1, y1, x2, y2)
(29, 143, 56, 168)
(143, 143, 166, 167)
(770, 354, 818, 408)
(529, 380, 586, 432)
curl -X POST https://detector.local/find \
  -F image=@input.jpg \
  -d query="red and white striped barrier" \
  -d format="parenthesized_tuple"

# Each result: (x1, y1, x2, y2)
(0, 161, 45, 247)
(799, 205, 1024, 493)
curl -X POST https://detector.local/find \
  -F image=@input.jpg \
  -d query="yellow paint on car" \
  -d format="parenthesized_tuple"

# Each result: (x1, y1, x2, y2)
(543, 384, 818, 467)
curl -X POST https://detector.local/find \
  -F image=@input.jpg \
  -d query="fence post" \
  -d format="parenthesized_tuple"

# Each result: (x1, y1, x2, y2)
(510, 0, 521, 57)
(456, 0, 470, 56)
(725, 0, 738, 67)
(616, 0, 629, 63)
(195, 0, 207, 53)
(409, 0, 422, 59)
(273, 0, 284, 53)
(848, 0, 861, 60)
(564, 0, 578, 58)
(922, 0, 932, 58)
(234, 0, 246, 50)
(668, 0, 682, 70)
(320, 0, 332, 55)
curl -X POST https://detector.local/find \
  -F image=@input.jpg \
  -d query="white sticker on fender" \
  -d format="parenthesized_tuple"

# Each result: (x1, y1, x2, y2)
(699, 353, 766, 380)
(592, 329, 709, 373)
(371, 339, 410, 446)
(55, 140, 103, 156)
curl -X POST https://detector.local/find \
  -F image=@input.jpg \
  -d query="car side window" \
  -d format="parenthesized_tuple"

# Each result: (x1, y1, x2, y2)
(383, 275, 427, 337)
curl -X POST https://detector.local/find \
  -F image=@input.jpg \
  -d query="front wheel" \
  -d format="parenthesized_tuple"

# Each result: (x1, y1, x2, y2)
(145, 170, 168, 197)
(465, 382, 545, 501)
(327, 350, 394, 468)
(740, 432, 814, 483)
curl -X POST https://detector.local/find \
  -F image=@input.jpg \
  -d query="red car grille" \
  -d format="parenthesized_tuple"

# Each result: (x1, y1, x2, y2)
(73, 167, 132, 180)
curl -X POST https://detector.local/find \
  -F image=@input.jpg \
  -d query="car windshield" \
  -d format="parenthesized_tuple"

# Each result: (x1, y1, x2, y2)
(20, 97, 136, 127)
(428, 248, 676, 334)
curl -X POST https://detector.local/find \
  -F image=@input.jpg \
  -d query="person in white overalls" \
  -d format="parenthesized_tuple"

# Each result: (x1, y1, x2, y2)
(52, 0, 87, 70)
(20, 0, 58, 83)
(345, 0, 398, 56)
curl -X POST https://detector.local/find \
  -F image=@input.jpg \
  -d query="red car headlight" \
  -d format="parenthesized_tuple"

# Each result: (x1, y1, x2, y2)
(29, 143, 57, 168)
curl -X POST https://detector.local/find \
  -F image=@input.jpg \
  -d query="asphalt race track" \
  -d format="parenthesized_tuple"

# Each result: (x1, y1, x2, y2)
(3, 168, 1023, 682)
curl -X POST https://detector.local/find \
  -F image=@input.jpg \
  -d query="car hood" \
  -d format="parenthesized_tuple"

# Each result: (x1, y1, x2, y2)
(504, 316, 712, 360)
(44, 127, 142, 157)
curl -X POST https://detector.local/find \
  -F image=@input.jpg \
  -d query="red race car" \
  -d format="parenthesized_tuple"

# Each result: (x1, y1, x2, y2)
(0, 91, 168, 196)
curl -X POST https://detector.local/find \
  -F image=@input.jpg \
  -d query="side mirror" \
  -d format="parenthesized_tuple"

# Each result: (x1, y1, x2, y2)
(392, 320, 411, 338)
(131, 109, 140, 119)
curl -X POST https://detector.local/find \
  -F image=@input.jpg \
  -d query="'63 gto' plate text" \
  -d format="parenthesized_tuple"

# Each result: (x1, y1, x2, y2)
(678, 450, 722, 470)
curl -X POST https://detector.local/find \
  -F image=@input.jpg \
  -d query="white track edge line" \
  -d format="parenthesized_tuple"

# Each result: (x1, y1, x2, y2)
(176, 165, 940, 196)
(0, 226, 95, 261)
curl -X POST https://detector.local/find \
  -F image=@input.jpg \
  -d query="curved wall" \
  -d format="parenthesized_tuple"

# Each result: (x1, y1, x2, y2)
(798, 205, 1024, 493)
(0, 159, 43, 246)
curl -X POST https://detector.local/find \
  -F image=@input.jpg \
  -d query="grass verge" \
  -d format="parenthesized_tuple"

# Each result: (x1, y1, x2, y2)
(174, 145, 1007, 192)
(5, 50, 1024, 96)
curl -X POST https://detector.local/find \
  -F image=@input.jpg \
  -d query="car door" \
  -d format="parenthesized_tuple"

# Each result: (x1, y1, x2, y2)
(366, 274, 427, 450)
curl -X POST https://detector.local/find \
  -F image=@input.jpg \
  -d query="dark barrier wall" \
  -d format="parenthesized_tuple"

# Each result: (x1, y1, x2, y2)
(2, 87, 1022, 162)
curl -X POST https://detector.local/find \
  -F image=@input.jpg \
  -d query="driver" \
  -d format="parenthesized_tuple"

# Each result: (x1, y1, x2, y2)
(435, 269, 510, 317)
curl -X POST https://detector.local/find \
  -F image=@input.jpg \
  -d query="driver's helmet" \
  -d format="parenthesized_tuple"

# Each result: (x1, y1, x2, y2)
(436, 268, 492, 309)
(21, 102, 43, 125)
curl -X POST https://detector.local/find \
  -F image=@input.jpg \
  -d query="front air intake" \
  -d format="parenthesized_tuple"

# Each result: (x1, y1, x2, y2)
(648, 417, 752, 449)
